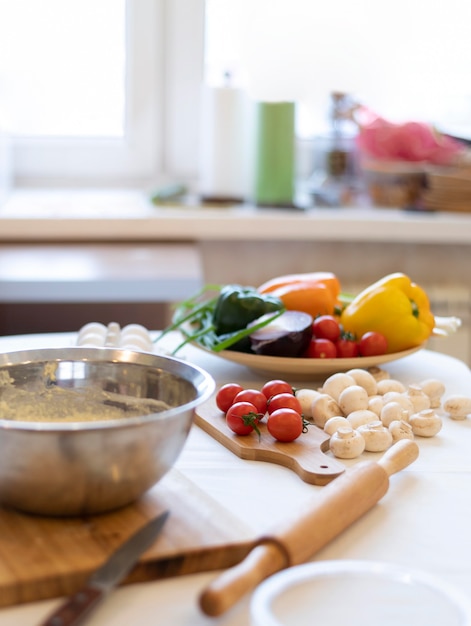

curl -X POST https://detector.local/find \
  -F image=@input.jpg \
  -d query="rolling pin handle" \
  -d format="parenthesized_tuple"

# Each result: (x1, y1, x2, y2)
(199, 539, 288, 617)
(378, 439, 419, 477)
(199, 440, 420, 617)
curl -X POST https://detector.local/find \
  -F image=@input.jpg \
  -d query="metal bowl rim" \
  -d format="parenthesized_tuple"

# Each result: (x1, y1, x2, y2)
(0, 346, 215, 432)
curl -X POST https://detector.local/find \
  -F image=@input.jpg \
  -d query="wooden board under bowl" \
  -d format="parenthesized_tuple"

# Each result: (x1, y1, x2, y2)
(0, 469, 256, 608)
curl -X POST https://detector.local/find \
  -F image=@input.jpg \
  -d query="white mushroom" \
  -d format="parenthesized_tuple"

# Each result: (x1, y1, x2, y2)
(409, 409, 442, 437)
(347, 409, 379, 430)
(376, 378, 406, 395)
(367, 366, 390, 382)
(311, 394, 343, 429)
(367, 395, 384, 418)
(380, 401, 409, 427)
(381, 391, 414, 415)
(389, 419, 414, 442)
(418, 379, 446, 409)
(338, 385, 369, 415)
(329, 426, 366, 459)
(324, 416, 350, 436)
(346, 368, 377, 396)
(295, 388, 322, 419)
(357, 421, 393, 452)
(406, 385, 431, 413)
(322, 373, 356, 402)
(442, 395, 471, 420)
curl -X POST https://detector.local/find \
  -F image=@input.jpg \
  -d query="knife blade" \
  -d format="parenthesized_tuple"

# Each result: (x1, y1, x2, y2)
(39, 510, 169, 626)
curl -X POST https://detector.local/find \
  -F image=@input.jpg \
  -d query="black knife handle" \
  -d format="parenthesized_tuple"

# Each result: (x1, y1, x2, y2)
(40, 585, 104, 626)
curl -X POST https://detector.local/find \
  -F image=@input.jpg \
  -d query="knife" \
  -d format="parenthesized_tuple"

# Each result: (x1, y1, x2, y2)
(40, 510, 169, 626)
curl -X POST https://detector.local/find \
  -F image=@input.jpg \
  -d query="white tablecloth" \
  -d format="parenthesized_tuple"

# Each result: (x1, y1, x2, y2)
(1, 332, 471, 625)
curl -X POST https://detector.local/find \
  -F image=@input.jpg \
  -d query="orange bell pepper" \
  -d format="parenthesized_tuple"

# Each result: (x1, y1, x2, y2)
(267, 281, 336, 318)
(258, 271, 341, 301)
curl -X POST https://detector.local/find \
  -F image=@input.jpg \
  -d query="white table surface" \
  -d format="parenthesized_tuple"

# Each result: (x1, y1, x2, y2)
(1, 332, 471, 625)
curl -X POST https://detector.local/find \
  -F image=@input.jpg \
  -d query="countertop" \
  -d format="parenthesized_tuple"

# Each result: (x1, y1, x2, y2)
(1, 331, 471, 625)
(1, 189, 471, 243)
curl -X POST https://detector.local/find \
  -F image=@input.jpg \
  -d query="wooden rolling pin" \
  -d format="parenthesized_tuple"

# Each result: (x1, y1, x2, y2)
(199, 438, 419, 616)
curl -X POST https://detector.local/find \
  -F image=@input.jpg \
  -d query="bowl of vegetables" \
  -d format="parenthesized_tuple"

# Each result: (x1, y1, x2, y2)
(191, 342, 424, 377)
(156, 272, 459, 378)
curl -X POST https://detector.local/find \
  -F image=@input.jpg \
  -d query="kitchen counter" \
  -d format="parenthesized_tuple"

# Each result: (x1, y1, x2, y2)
(1, 332, 471, 625)
(1, 189, 471, 243)
(1, 189, 470, 365)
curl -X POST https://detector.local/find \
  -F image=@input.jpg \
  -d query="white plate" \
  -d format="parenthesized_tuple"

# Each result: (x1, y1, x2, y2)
(251, 560, 471, 626)
(191, 343, 423, 378)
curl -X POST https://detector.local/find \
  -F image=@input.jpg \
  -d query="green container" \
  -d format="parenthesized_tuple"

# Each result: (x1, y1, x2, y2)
(253, 101, 295, 207)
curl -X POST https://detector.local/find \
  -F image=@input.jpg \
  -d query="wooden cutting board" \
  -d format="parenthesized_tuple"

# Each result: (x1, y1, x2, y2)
(195, 397, 345, 485)
(0, 469, 256, 608)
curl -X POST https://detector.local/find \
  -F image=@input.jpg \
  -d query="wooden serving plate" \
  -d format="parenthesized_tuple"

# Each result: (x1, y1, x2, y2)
(195, 396, 345, 486)
(190, 342, 423, 379)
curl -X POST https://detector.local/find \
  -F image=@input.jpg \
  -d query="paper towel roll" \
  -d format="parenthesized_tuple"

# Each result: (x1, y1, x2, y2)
(198, 85, 252, 202)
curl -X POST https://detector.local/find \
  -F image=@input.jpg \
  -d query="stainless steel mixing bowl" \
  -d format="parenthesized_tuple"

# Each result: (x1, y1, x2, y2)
(0, 347, 215, 516)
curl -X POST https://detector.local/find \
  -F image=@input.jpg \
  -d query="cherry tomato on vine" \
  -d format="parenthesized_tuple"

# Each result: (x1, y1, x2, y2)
(261, 379, 293, 400)
(358, 331, 388, 357)
(312, 315, 341, 342)
(216, 383, 244, 412)
(304, 338, 337, 359)
(267, 408, 303, 442)
(335, 337, 359, 358)
(225, 401, 261, 436)
(267, 392, 303, 416)
(233, 388, 268, 415)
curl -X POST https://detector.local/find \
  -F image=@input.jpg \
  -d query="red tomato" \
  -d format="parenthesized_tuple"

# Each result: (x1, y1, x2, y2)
(267, 408, 303, 442)
(267, 392, 303, 416)
(261, 379, 293, 400)
(358, 331, 388, 356)
(233, 389, 268, 415)
(225, 401, 261, 436)
(304, 338, 337, 359)
(312, 315, 341, 342)
(216, 383, 244, 412)
(336, 337, 360, 358)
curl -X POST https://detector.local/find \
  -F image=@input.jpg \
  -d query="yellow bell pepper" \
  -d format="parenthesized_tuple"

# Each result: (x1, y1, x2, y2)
(340, 273, 435, 353)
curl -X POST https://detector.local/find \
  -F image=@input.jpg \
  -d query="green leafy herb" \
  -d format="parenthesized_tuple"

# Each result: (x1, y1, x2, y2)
(155, 284, 285, 355)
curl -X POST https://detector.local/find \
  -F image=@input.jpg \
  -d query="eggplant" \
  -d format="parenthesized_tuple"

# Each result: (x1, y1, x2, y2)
(249, 311, 313, 357)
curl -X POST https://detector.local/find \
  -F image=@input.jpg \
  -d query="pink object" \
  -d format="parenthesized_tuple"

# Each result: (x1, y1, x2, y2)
(355, 107, 465, 165)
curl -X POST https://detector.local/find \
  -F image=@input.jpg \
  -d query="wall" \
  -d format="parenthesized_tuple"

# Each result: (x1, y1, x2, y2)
(199, 240, 471, 288)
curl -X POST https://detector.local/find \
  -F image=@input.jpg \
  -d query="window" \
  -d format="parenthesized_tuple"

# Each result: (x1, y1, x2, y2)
(204, 0, 471, 140)
(0, 0, 126, 139)
(0, 0, 205, 187)
(3, 0, 469, 190)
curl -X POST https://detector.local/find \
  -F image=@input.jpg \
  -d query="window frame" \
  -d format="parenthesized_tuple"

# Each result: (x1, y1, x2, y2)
(11, 0, 205, 188)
